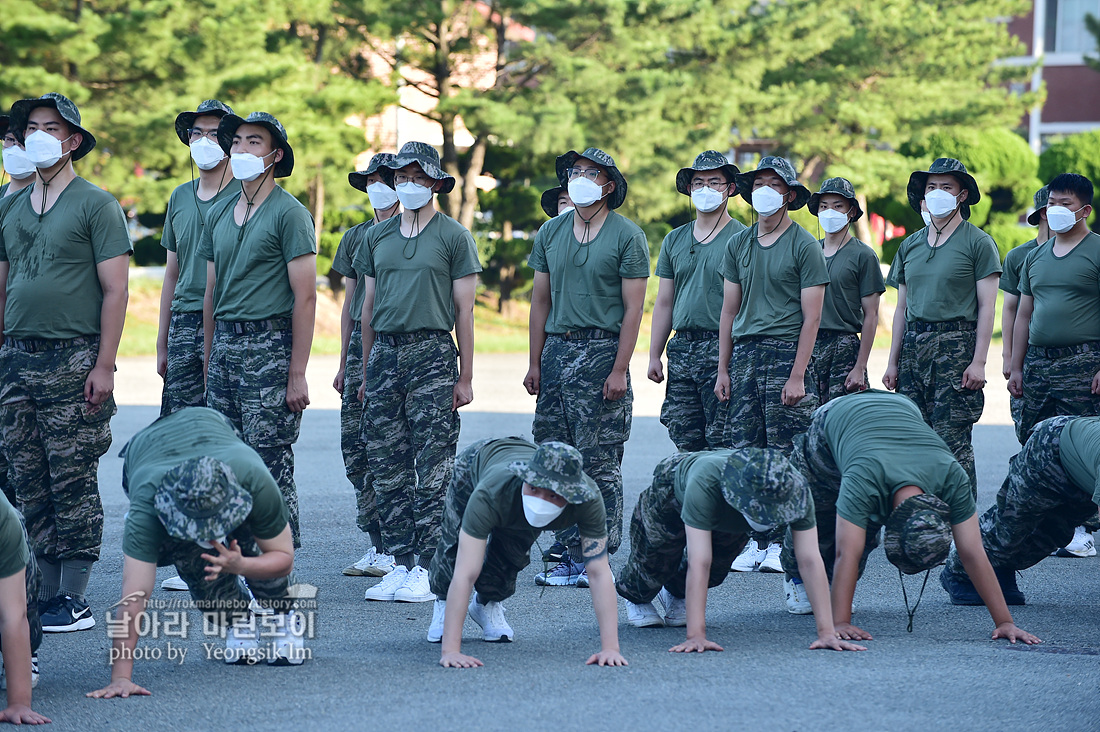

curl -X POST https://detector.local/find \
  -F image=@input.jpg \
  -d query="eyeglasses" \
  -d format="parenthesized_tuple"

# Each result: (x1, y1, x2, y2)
(395, 173, 433, 186)
(566, 167, 602, 181)
(690, 179, 729, 190)
(187, 128, 219, 141)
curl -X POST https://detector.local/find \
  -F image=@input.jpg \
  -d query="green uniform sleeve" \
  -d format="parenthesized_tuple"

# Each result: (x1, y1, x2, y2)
(122, 499, 171, 564)
(89, 197, 134, 262)
(619, 231, 651, 279)
(279, 204, 317, 264)
(797, 235, 830, 288)
(943, 466, 977, 525)
(527, 227, 549, 273)
(197, 200, 221, 262)
(885, 235, 912, 289)
(354, 227, 377, 279)
(449, 227, 483, 280)
(573, 498, 608, 540)
(655, 231, 675, 279)
(0, 496, 29, 580)
(1018, 247, 1038, 297)
(858, 246, 886, 297)
(330, 228, 359, 279)
(459, 487, 502, 541)
(722, 227, 751, 284)
(245, 465, 290, 541)
(162, 189, 179, 253)
(971, 229, 1002, 281)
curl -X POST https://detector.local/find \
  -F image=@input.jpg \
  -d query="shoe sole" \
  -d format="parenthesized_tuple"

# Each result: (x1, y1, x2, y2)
(394, 593, 436, 603)
(627, 616, 664, 628)
(758, 564, 783, 573)
(786, 604, 813, 615)
(482, 632, 514, 642)
(43, 616, 95, 633)
(344, 566, 393, 577)
(161, 580, 189, 591)
(427, 632, 443, 643)
(663, 616, 687, 627)
(364, 592, 396, 601)
(1054, 547, 1096, 558)
(268, 656, 304, 666)
(730, 564, 758, 572)
(534, 577, 580, 586)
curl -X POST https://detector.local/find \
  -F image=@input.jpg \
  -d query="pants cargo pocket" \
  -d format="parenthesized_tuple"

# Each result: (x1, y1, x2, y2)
(242, 386, 301, 448)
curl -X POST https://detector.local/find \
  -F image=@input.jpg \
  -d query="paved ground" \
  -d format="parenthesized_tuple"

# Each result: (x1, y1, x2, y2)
(24, 354, 1100, 731)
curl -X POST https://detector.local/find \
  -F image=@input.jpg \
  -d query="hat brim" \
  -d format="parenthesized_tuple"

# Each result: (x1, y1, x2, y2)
(348, 169, 395, 193)
(883, 495, 953, 575)
(175, 108, 232, 147)
(556, 150, 628, 209)
(507, 460, 596, 505)
(675, 163, 741, 197)
(1026, 209, 1043, 226)
(541, 187, 565, 218)
(719, 454, 810, 527)
(808, 192, 864, 221)
(154, 481, 252, 544)
(906, 170, 979, 218)
(392, 153, 455, 195)
(735, 169, 811, 211)
(218, 115, 294, 178)
(10, 98, 96, 161)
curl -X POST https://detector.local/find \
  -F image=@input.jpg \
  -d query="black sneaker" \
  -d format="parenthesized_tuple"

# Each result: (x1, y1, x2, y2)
(938, 565, 983, 605)
(41, 594, 96, 632)
(993, 567, 1026, 606)
(541, 541, 566, 563)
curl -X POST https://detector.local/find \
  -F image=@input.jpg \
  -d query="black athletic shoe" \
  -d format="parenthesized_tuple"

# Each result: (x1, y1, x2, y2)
(939, 565, 983, 606)
(41, 595, 96, 633)
(541, 541, 566, 563)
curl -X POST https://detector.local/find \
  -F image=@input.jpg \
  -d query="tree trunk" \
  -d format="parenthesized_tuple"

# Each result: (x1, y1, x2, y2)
(458, 136, 487, 231)
(855, 193, 874, 247)
(311, 170, 325, 246)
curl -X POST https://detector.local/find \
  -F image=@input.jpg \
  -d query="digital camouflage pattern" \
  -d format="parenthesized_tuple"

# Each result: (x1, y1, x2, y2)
(533, 335, 630, 558)
(1025, 185, 1050, 226)
(1017, 347, 1100, 444)
(809, 177, 864, 219)
(723, 338, 819, 451)
(554, 147, 628, 209)
(813, 331, 865, 405)
(616, 453, 747, 604)
(173, 99, 234, 145)
(660, 336, 728, 451)
(0, 341, 114, 562)
(735, 156, 811, 210)
(391, 141, 455, 193)
(10, 92, 96, 159)
(896, 329, 982, 495)
(160, 312, 205, 416)
(674, 150, 740, 196)
(216, 111, 293, 177)
(507, 441, 598, 504)
(347, 152, 397, 191)
(906, 158, 981, 218)
(720, 448, 811, 528)
(341, 325, 379, 536)
(154, 457, 252, 543)
(361, 334, 460, 560)
(883, 493, 953, 575)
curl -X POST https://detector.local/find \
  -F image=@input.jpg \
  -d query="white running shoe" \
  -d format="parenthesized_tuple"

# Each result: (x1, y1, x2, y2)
(225, 616, 260, 664)
(731, 539, 764, 572)
(364, 565, 408, 601)
(759, 542, 783, 573)
(624, 599, 664, 628)
(657, 588, 687, 627)
(394, 566, 436, 603)
(161, 575, 189, 591)
(784, 577, 812, 615)
(1056, 526, 1097, 558)
(343, 547, 397, 577)
(266, 611, 307, 666)
(468, 595, 514, 642)
(427, 599, 446, 643)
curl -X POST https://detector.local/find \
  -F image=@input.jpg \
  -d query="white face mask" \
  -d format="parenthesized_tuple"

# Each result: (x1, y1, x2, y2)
(742, 515, 774, 533)
(1046, 204, 1084, 234)
(2, 145, 36, 179)
(24, 130, 72, 169)
(190, 137, 226, 171)
(921, 210, 932, 227)
(751, 185, 785, 216)
(367, 181, 399, 211)
(196, 536, 228, 550)
(395, 181, 434, 210)
(522, 494, 566, 528)
(817, 209, 850, 234)
(558, 206, 575, 217)
(691, 186, 726, 213)
(924, 189, 958, 218)
(230, 151, 274, 182)
(567, 177, 606, 208)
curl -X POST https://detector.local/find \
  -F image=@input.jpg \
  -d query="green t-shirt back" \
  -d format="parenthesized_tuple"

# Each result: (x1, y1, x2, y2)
(198, 186, 316, 322)
(121, 407, 289, 564)
(822, 391, 975, 527)
(161, 179, 241, 313)
(330, 220, 375, 324)
(1018, 233, 1100, 347)
(819, 238, 885, 333)
(527, 211, 650, 334)
(999, 238, 1038, 297)
(354, 213, 481, 334)
(0, 179, 133, 339)
(655, 219, 746, 332)
(1059, 416, 1100, 504)
(721, 222, 830, 341)
(885, 221, 1001, 322)
(459, 438, 606, 541)
(0, 492, 29, 580)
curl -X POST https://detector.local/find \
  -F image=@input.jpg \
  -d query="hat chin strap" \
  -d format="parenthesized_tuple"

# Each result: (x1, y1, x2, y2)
(898, 567, 931, 633)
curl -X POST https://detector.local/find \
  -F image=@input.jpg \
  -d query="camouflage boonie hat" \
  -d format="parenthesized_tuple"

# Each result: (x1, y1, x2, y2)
(809, 177, 864, 221)
(735, 156, 811, 211)
(906, 158, 980, 220)
(719, 448, 811, 527)
(884, 493, 952, 575)
(217, 112, 294, 177)
(154, 457, 252, 543)
(508, 441, 598, 505)
(390, 141, 455, 194)
(540, 186, 571, 218)
(174, 99, 234, 146)
(1027, 185, 1050, 226)
(555, 147, 628, 209)
(348, 152, 397, 192)
(675, 150, 740, 196)
(10, 93, 96, 160)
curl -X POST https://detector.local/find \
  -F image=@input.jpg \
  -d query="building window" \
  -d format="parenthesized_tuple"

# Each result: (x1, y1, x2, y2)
(1045, 0, 1100, 54)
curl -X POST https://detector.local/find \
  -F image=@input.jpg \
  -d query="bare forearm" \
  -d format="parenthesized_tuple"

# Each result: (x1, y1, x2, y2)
(97, 289, 128, 370)
(957, 545, 1014, 627)
(830, 555, 860, 625)
(528, 299, 549, 368)
(588, 569, 621, 653)
(1010, 311, 1031, 372)
(973, 303, 994, 366)
(887, 300, 906, 367)
(442, 575, 476, 654)
(856, 309, 877, 370)
(338, 281, 353, 366)
(0, 615, 33, 705)
(290, 293, 316, 377)
(1001, 298, 1018, 363)
(614, 306, 643, 374)
(157, 269, 178, 353)
(235, 550, 293, 581)
(648, 303, 673, 363)
(685, 563, 710, 639)
(455, 308, 474, 379)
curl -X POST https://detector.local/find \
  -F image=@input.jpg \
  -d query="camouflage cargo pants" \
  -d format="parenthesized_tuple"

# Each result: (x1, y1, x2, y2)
(897, 328, 983, 495)
(813, 331, 866, 405)
(0, 512, 42, 655)
(341, 324, 378, 536)
(0, 339, 114, 562)
(206, 326, 301, 547)
(660, 333, 729, 451)
(616, 453, 747, 603)
(429, 438, 541, 602)
(362, 333, 460, 560)
(160, 311, 206, 416)
(1017, 345, 1100, 445)
(0, 453, 13, 507)
(533, 335, 630, 557)
(945, 416, 1096, 577)
(723, 337, 818, 452)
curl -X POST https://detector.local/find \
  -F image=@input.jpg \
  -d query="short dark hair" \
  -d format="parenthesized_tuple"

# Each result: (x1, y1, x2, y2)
(1047, 173, 1094, 207)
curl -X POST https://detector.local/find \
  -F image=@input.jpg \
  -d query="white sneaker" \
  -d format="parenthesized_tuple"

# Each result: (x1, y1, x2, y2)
(759, 542, 783, 573)
(467, 595, 514, 642)
(393, 566, 436, 603)
(265, 611, 307, 666)
(785, 577, 812, 615)
(343, 547, 397, 577)
(427, 599, 446, 643)
(1056, 526, 1097, 558)
(225, 616, 260, 664)
(624, 599, 664, 628)
(161, 575, 189, 591)
(731, 539, 764, 572)
(657, 588, 687, 627)
(364, 565, 408, 601)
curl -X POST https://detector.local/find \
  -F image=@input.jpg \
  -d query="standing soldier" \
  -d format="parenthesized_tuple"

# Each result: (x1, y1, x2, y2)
(0, 93, 132, 632)
(883, 158, 1001, 495)
(525, 147, 650, 586)
(540, 185, 573, 218)
(649, 151, 744, 451)
(200, 112, 317, 548)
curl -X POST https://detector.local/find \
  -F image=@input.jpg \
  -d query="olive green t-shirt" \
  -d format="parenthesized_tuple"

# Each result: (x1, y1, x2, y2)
(161, 179, 241, 313)
(674, 449, 816, 533)
(655, 219, 746, 332)
(121, 407, 289, 564)
(1018, 233, 1100, 347)
(459, 438, 606, 540)
(885, 221, 1001, 322)
(331, 220, 375, 324)
(197, 186, 316, 322)
(527, 211, 650, 334)
(0, 179, 133, 339)
(819, 238, 885, 333)
(720, 222, 830, 341)
(821, 391, 975, 527)
(1058, 416, 1100, 504)
(0, 492, 29, 580)
(999, 238, 1039, 297)
(354, 213, 482, 334)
